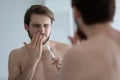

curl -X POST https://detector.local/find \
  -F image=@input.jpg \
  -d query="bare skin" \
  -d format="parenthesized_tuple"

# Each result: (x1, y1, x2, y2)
(8, 40, 69, 80)
(61, 23, 120, 80)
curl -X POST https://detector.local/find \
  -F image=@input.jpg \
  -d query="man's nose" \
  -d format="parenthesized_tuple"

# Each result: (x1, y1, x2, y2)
(39, 27, 45, 34)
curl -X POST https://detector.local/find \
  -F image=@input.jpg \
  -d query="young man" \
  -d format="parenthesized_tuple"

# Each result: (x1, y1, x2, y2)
(61, 0, 120, 80)
(8, 5, 69, 80)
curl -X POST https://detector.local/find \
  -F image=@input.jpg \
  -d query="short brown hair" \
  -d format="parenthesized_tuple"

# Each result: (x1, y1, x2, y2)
(72, 0, 115, 25)
(24, 5, 55, 25)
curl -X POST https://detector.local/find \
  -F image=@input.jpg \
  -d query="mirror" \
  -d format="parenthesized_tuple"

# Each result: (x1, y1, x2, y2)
(0, 0, 73, 79)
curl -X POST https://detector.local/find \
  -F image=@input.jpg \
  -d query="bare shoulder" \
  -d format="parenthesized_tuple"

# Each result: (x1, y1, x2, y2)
(62, 40, 119, 80)
(61, 43, 93, 80)
(62, 40, 109, 71)
(8, 46, 26, 80)
(63, 40, 109, 65)
(49, 40, 70, 47)
(49, 40, 70, 51)
(63, 43, 88, 65)
(9, 46, 26, 62)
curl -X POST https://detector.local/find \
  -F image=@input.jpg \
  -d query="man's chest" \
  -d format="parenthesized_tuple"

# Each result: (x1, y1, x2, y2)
(32, 54, 60, 80)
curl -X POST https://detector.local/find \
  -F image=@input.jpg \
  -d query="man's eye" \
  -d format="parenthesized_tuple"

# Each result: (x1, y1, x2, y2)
(44, 24, 49, 28)
(33, 25, 39, 28)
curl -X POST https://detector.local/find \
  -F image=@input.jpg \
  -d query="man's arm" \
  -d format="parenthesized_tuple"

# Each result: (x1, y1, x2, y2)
(8, 50, 39, 80)
(8, 33, 43, 80)
(8, 50, 21, 80)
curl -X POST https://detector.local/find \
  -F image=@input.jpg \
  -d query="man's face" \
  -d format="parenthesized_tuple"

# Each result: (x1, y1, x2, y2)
(26, 14, 52, 45)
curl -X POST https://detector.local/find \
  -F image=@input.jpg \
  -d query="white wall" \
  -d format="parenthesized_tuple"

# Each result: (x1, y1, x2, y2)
(112, 0, 120, 30)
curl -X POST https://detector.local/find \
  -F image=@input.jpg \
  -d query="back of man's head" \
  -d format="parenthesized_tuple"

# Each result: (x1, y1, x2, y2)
(72, 0, 115, 25)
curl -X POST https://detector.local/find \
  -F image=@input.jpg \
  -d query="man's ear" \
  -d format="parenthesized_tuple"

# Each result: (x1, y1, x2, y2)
(24, 24, 29, 31)
(73, 7, 81, 19)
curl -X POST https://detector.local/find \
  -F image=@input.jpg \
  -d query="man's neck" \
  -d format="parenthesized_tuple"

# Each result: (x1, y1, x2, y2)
(85, 22, 112, 39)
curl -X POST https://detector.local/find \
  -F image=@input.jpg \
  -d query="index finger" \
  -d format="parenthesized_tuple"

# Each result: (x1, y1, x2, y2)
(30, 32, 39, 45)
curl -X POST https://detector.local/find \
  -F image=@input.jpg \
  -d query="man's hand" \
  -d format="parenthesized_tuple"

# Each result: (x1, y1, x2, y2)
(51, 58, 62, 70)
(24, 32, 43, 62)
(68, 31, 81, 45)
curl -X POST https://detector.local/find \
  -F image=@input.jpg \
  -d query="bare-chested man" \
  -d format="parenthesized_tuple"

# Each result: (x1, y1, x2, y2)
(61, 0, 120, 80)
(8, 5, 69, 80)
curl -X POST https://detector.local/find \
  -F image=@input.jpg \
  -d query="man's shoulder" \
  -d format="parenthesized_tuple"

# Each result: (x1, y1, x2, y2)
(9, 46, 26, 58)
(65, 41, 101, 61)
(63, 43, 102, 71)
(49, 40, 70, 48)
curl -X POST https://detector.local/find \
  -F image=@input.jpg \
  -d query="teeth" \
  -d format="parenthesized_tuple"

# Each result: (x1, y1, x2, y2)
(47, 44, 56, 58)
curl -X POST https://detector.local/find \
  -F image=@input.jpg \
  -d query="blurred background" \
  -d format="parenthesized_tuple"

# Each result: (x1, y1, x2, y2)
(0, 0, 120, 79)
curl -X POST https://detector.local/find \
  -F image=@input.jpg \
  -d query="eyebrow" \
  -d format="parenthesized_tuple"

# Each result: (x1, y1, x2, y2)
(32, 24, 40, 26)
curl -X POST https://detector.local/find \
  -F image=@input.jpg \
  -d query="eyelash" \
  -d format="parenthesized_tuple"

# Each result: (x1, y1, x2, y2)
(33, 26, 39, 28)
(33, 25, 49, 28)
